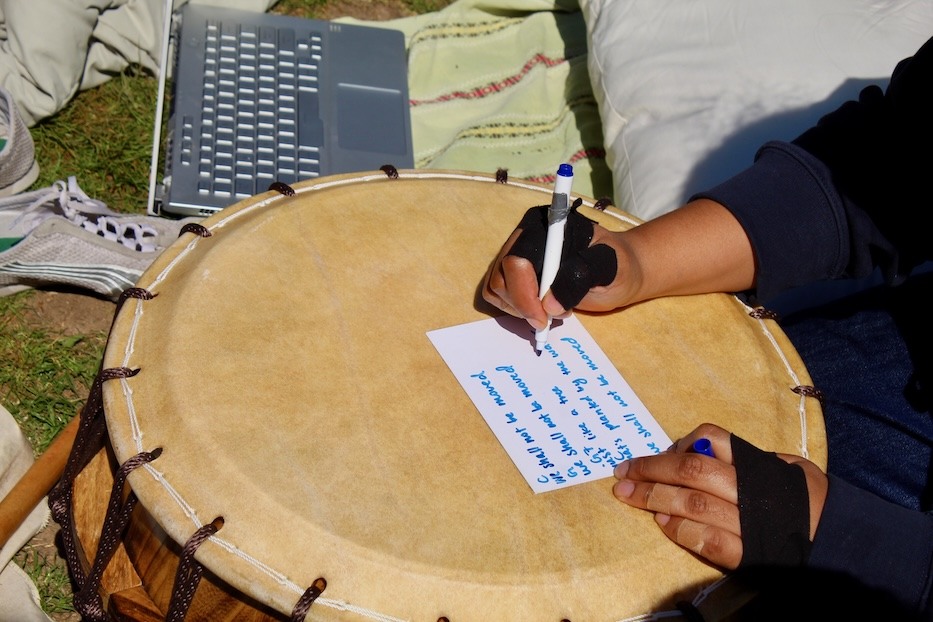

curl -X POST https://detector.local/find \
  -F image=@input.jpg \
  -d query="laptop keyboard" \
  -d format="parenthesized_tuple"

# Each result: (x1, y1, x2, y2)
(157, 4, 412, 218)
(193, 18, 325, 201)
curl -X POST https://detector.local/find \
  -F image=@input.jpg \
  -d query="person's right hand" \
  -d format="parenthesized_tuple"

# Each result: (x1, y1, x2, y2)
(481, 206, 635, 330)
(482, 198, 759, 331)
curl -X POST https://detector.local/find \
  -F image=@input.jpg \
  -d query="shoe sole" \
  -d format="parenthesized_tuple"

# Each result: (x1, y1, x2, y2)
(0, 161, 40, 198)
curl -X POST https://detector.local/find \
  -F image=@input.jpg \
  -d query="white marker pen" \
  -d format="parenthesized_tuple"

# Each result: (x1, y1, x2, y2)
(534, 163, 574, 354)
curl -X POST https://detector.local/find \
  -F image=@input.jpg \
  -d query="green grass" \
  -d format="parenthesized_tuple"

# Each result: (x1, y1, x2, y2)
(15, 545, 80, 615)
(0, 295, 106, 454)
(0, 69, 150, 455)
(29, 67, 157, 215)
(1, 293, 97, 620)
(273, 0, 452, 16)
(406, 0, 451, 13)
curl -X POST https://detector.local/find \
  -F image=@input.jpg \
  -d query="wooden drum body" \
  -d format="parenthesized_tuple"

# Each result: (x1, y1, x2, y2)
(53, 170, 826, 621)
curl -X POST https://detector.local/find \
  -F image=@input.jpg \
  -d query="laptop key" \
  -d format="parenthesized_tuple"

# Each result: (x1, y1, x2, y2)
(235, 178, 254, 197)
(298, 91, 324, 148)
(259, 26, 276, 46)
(278, 28, 295, 50)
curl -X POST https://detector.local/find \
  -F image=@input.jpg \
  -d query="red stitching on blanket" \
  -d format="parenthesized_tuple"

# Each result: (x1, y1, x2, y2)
(409, 53, 566, 106)
(525, 148, 608, 184)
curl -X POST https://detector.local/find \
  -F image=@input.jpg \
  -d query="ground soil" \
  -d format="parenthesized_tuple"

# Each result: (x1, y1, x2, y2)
(15, 2, 422, 619)
(21, 291, 116, 335)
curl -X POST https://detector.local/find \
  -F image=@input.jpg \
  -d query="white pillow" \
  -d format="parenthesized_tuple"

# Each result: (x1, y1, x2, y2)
(580, 0, 933, 221)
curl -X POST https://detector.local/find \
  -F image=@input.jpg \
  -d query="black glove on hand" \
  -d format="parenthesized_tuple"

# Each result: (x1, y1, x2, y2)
(732, 434, 812, 568)
(506, 203, 617, 309)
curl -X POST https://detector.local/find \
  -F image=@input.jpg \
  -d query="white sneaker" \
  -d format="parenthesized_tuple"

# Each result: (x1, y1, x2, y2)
(0, 86, 39, 197)
(0, 178, 195, 299)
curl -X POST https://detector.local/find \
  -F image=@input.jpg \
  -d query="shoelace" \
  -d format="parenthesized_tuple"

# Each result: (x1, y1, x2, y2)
(80, 216, 160, 253)
(7, 177, 161, 252)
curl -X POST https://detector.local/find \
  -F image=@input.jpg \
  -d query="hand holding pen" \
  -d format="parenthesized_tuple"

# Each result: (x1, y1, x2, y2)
(480, 164, 618, 340)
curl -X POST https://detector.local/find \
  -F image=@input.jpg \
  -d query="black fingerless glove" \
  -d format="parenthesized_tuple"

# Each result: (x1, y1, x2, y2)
(732, 434, 812, 567)
(506, 204, 617, 309)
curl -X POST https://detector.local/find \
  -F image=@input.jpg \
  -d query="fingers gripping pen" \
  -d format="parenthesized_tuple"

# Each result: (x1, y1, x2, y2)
(534, 163, 574, 354)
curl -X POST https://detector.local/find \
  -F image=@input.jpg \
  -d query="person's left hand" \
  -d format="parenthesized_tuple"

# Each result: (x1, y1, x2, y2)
(612, 423, 828, 569)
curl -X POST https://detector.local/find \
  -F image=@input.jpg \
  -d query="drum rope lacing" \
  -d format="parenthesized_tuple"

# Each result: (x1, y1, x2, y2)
(48, 362, 154, 622)
(75, 445, 163, 620)
(291, 578, 329, 621)
(749, 306, 825, 410)
(166, 517, 225, 622)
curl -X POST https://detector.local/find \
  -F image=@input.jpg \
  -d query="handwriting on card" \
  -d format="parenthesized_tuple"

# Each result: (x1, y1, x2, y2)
(428, 315, 671, 493)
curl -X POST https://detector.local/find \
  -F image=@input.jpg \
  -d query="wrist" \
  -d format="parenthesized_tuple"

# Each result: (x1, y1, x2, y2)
(620, 199, 755, 302)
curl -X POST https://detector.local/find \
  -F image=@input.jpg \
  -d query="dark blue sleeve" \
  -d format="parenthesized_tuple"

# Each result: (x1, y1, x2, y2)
(691, 35, 933, 304)
(809, 474, 933, 617)
(692, 142, 855, 303)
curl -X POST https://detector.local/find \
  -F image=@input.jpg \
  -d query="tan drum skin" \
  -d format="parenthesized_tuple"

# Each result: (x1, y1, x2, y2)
(74, 169, 825, 621)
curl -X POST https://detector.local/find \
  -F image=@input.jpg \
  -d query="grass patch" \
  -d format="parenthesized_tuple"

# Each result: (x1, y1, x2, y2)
(270, 0, 332, 14)
(0, 294, 105, 454)
(13, 545, 78, 616)
(29, 68, 157, 216)
(273, 0, 451, 17)
(405, 0, 452, 13)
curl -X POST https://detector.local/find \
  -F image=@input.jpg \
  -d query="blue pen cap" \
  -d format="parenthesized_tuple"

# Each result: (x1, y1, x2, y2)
(557, 163, 573, 177)
(691, 438, 715, 458)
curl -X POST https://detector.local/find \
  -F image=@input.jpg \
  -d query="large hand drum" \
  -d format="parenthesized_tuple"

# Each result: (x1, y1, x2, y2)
(53, 170, 825, 621)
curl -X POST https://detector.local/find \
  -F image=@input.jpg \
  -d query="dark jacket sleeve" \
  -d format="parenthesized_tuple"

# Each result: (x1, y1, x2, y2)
(809, 475, 933, 618)
(689, 36, 933, 617)
(692, 36, 933, 304)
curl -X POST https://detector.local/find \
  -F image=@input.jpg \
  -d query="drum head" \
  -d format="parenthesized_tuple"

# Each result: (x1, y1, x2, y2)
(102, 170, 825, 621)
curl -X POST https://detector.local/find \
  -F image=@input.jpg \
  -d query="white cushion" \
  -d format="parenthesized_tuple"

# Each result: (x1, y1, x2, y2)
(580, 0, 933, 220)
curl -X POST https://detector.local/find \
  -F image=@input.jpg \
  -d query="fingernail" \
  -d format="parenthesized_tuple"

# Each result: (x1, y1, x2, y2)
(655, 513, 671, 526)
(614, 480, 635, 498)
(614, 461, 629, 479)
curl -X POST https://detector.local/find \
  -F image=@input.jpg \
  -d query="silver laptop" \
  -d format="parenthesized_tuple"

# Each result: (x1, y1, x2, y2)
(149, 3, 413, 218)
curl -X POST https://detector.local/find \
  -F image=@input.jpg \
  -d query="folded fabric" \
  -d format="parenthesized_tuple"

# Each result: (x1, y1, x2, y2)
(0, 563, 51, 622)
(0, 0, 277, 127)
(0, 404, 52, 622)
